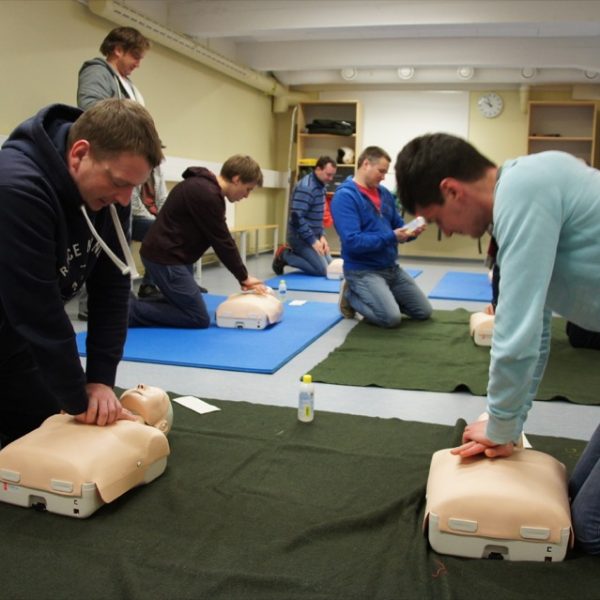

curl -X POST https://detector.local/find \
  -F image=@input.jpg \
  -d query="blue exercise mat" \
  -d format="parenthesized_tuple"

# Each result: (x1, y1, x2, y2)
(76, 294, 342, 374)
(265, 268, 422, 294)
(428, 271, 492, 302)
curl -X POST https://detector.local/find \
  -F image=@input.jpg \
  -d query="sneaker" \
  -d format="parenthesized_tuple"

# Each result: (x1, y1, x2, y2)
(138, 284, 163, 299)
(272, 244, 287, 275)
(338, 280, 355, 319)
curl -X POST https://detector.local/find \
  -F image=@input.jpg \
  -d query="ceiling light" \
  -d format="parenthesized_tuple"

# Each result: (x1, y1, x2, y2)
(340, 67, 358, 81)
(457, 66, 474, 80)
(585, 70, 599, 80)
(397, 67, 415, 80)
(520, 67, 537, 79)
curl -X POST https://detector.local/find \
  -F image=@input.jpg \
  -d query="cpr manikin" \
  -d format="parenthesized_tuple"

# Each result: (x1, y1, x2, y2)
(216, 288, 283, 329)
(424, 414, 573, 561)
(0, 384, 172, 518)
(326, 258, 344, 280)
(469, 311, 494, 346)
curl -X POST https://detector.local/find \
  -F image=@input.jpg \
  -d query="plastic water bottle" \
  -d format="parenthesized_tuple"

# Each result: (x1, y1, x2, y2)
(278, 279, 287, 302)
(298, 374, 314, 423)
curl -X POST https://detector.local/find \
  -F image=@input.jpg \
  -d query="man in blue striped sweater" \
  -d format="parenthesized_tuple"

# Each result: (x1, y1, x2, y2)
(273, 156, 337, 276)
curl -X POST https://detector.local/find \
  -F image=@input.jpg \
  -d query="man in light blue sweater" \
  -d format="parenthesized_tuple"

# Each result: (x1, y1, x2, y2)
(395, 133, 600, 555)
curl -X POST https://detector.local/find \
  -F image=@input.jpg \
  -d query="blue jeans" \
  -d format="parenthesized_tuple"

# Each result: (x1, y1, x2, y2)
(284, 230, 332, 276)
(128, 259, 210, 328)
(344, 264, 432, 328)
(569, 424, 600, 554)
(132, 217, 156, 287)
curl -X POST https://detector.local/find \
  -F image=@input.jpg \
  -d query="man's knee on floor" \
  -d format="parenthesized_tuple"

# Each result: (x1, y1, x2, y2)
(185, 311, 211, 329)
(413, 304, 433, 320)
(572, 520, 600, 555)
(374, 311, 402, 329)
(571, 503, 600, 555)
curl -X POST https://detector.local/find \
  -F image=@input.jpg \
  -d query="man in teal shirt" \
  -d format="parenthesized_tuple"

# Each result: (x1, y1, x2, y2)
(395, 133, 600, 555)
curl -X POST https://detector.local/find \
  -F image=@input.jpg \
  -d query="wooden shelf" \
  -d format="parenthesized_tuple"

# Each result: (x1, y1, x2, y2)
(293, 101, 361, 253)
(295, 101, 360, 173)
(298, 133, 357, 139)
(527, 101, 598, 166)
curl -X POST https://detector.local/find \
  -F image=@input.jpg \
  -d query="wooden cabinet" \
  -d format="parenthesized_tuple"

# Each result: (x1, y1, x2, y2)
(296, 101, 360, 190)
(527, 101, 598, 166)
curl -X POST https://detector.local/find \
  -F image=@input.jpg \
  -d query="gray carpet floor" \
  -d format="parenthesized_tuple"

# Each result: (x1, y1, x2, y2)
(67, 253, 600, 442)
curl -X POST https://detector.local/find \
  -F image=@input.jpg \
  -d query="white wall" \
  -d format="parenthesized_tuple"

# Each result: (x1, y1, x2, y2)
(320, 90, 469, 190)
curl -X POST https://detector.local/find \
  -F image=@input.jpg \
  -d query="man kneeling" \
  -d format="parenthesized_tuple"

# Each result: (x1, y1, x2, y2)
(129, 155, 267, 328)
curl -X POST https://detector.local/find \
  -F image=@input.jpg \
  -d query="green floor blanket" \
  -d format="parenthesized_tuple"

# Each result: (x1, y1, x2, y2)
(0, 398, 597, 600)
(310, 309, 600, 405)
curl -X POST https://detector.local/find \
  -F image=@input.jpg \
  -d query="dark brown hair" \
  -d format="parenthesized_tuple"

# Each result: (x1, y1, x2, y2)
(100, 27, 150, 58)
(395, 133, 495, 214)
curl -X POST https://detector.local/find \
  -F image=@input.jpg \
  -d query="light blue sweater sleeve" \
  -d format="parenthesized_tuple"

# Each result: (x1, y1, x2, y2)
(486, 152, 600, 443)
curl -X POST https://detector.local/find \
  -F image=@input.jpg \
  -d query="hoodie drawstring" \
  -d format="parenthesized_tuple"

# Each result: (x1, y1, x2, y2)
(79, 204, 140, 279)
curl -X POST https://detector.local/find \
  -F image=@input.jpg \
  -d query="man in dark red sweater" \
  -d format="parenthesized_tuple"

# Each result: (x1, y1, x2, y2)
(129, 155, 267, 328)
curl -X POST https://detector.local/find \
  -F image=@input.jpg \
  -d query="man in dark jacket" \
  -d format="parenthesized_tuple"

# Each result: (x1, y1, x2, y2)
(128, 155, 267, 328)
(0, 99, 163, 445)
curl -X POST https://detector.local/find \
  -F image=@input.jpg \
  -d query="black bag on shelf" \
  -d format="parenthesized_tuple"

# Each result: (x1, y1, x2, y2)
(305, 119, 355, 135)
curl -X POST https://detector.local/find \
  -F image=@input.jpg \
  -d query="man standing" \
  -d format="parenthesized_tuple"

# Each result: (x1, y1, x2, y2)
(76, 26, 165, 307)
(395, 133, 600, 554)
(77, 26, 149, 110)
(128, 155, 267, 329)
(330, 146, 431, 328)
(272, 156, 336, 276)
(130, 165, 169, 298)
(0, 99, 163, 445)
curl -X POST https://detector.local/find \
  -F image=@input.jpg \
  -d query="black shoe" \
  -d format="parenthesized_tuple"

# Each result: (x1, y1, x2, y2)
(272, 244, 287, 275)
(138, 284, 163, 299)
(77, 312, 88, 322)
(198, 285, 208, 294)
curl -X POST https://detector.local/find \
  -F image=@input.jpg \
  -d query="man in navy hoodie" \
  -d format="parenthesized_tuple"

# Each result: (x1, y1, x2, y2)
(0, 98, 163, 445)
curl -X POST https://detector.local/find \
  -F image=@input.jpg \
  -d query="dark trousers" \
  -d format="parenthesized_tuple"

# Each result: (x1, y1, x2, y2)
(566, 321, 600, 349)
(0, 341, 60, 446)
(128, 258, 210, 329)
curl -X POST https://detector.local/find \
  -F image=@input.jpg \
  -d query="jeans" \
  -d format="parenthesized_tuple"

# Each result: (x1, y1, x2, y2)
(569, 424, 600, 554)
(132, 217, 156, 287)
(128, 258, 210, 328)
(344, 264, 432, 328)
(284, 230, 332, 277)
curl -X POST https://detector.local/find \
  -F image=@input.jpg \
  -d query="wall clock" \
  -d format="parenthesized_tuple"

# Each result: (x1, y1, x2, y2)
(477, 92, 504, 118)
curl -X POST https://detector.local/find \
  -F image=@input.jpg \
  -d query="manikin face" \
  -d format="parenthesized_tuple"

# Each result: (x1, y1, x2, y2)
(225, 176, 257, 203)
(314, 163, 337, 185)
(68, 140, 151, 212)
(362, 157, 389, 188)
(111, 47, 145, 78)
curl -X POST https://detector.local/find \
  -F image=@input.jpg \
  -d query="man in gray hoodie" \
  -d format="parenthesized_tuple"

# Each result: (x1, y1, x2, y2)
(76, 26, 163, 309)
(77, 26, 149, 110)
